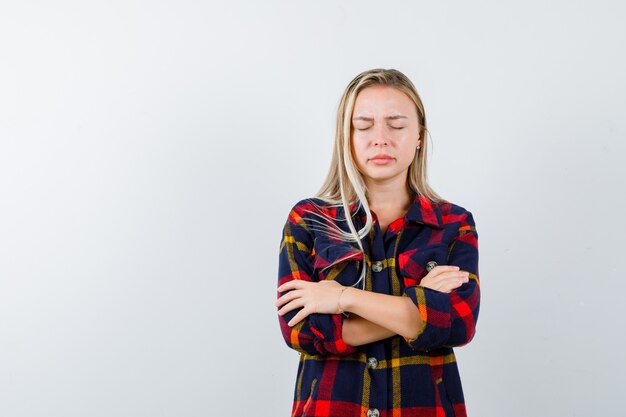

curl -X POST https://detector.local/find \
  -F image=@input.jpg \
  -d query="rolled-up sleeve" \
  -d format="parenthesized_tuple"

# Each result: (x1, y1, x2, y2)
(277, 204, 358, 356)
(403, 211, 480, 350)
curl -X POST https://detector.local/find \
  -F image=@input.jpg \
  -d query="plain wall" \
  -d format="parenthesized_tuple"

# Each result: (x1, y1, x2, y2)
(1, 1, 625, 416)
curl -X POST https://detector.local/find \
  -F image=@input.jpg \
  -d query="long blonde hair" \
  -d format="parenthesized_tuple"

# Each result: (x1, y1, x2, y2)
(303, 68, 444, 288)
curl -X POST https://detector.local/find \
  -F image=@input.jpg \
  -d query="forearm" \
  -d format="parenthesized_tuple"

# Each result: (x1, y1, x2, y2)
(342, 314, 396, 346)
(341, 287, 422, 340)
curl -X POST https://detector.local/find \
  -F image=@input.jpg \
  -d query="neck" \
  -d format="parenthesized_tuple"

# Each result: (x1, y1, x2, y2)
(365, 178, 414, 212)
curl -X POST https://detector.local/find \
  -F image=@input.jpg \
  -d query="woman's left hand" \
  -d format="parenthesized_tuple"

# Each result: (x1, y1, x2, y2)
(276, 280, 345, 327)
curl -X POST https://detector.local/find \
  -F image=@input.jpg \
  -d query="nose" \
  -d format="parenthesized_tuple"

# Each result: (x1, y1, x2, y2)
(374, 137, 388, 147)
(372, 123, 389, 147)
(374, 128, 389, 147)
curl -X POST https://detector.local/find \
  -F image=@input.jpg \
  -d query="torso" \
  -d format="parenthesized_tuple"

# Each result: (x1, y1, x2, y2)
(279, 196, 480, 417)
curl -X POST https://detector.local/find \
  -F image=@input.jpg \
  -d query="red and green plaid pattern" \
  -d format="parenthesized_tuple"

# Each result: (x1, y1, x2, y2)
(277, 194, 480, 417)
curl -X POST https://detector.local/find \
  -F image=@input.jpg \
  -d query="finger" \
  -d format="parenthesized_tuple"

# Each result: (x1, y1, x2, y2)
(437, 281, 460, 293)
(288, 307, 311, 327)
(277, 279, 308, 293)
(278, 298, 306, 316)
(431, 270, 469, 284)
(454, 272, 471, 287)
(432, 265, 460, 271)
(437, 273, 470, 293)
(428, 265, 460, 277)
(277, 281, 297, 293)
(421, 271, 468, 293)
(276, 290, 302, 308)
(422, 266, 459, 282)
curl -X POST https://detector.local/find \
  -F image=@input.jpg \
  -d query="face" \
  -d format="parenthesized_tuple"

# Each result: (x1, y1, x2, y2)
(350, 85, 421, 185)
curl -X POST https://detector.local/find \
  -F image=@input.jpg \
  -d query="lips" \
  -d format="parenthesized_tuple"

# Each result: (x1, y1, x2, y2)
(370, 153, 394, 161)
(369, 153, 395, 166)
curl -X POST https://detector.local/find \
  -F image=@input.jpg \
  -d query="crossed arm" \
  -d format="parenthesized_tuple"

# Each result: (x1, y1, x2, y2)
(277, 207, 479, 354)
(277, 265, 469, 346)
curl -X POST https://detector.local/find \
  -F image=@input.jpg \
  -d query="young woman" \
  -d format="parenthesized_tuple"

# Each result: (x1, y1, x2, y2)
(276, 68, 480, 417)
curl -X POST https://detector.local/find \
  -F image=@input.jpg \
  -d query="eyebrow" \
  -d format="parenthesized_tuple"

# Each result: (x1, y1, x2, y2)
(352, 115, 408, 121)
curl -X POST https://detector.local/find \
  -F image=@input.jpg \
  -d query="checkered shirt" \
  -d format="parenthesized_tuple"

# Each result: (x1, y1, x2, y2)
(277, 194, 480, 417)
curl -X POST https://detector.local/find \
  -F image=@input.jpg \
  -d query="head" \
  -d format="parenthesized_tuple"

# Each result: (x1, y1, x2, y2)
(317, 68, 442, 205)
(311, 69, 443, 288)
(350, 84, 422, 189)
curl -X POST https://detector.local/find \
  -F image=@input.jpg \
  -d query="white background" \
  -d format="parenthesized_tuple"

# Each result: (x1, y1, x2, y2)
(1, 1, 625, 416)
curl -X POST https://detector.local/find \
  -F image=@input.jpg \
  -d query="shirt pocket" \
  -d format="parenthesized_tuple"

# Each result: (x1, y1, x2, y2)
(312, 236, 364, 286)
(397, 243, 449, 289)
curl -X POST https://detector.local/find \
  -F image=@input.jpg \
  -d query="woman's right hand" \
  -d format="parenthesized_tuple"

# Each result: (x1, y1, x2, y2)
(419, 265, 469, 293)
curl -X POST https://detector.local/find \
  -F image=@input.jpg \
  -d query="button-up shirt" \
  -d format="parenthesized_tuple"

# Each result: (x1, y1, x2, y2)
(277, 193, 480, 417)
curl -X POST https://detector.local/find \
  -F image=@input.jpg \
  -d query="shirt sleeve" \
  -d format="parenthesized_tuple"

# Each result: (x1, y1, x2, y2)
(403, 210, 480, 351)
(276, 204, 358, 356)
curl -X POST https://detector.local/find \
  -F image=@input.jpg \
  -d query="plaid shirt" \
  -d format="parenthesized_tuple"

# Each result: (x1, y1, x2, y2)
(277, 194, 480, 417)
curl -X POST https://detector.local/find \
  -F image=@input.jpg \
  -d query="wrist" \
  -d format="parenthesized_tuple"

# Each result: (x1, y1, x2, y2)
(339, 287, 357, 313)
(337, 286, 349, 315)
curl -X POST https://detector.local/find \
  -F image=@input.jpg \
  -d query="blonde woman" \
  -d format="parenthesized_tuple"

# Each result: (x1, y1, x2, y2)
(276, 68, 480, 417)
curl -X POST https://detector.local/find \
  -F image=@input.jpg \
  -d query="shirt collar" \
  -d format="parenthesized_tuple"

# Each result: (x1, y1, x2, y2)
(349, 193, 444, 229)
(405, 194, 444, 228)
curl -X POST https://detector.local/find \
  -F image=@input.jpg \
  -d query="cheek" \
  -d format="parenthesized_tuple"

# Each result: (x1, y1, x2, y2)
(398, 139, 418, 164)
(350, 139, 367, 161)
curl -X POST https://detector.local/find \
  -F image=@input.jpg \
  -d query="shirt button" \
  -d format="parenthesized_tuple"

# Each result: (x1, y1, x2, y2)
(372, 261, 383, 272)
(367, 408, 380, 417)
(426, 260, 438, 272)
(366, 357, 378, 369)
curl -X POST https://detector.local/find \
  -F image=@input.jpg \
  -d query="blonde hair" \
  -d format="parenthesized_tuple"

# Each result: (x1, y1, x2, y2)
(303, 68, 445, 288)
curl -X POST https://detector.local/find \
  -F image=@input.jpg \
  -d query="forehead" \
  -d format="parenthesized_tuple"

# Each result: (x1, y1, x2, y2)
(353, 86, 416, 116)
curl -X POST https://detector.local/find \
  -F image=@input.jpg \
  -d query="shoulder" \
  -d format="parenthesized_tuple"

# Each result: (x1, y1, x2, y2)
(435, 200, 477, 230)
(286, 197, 342, 222)
(283, 197, 334, 234)
(282, 197, 342, 247)
(289, 197, 329, 213)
